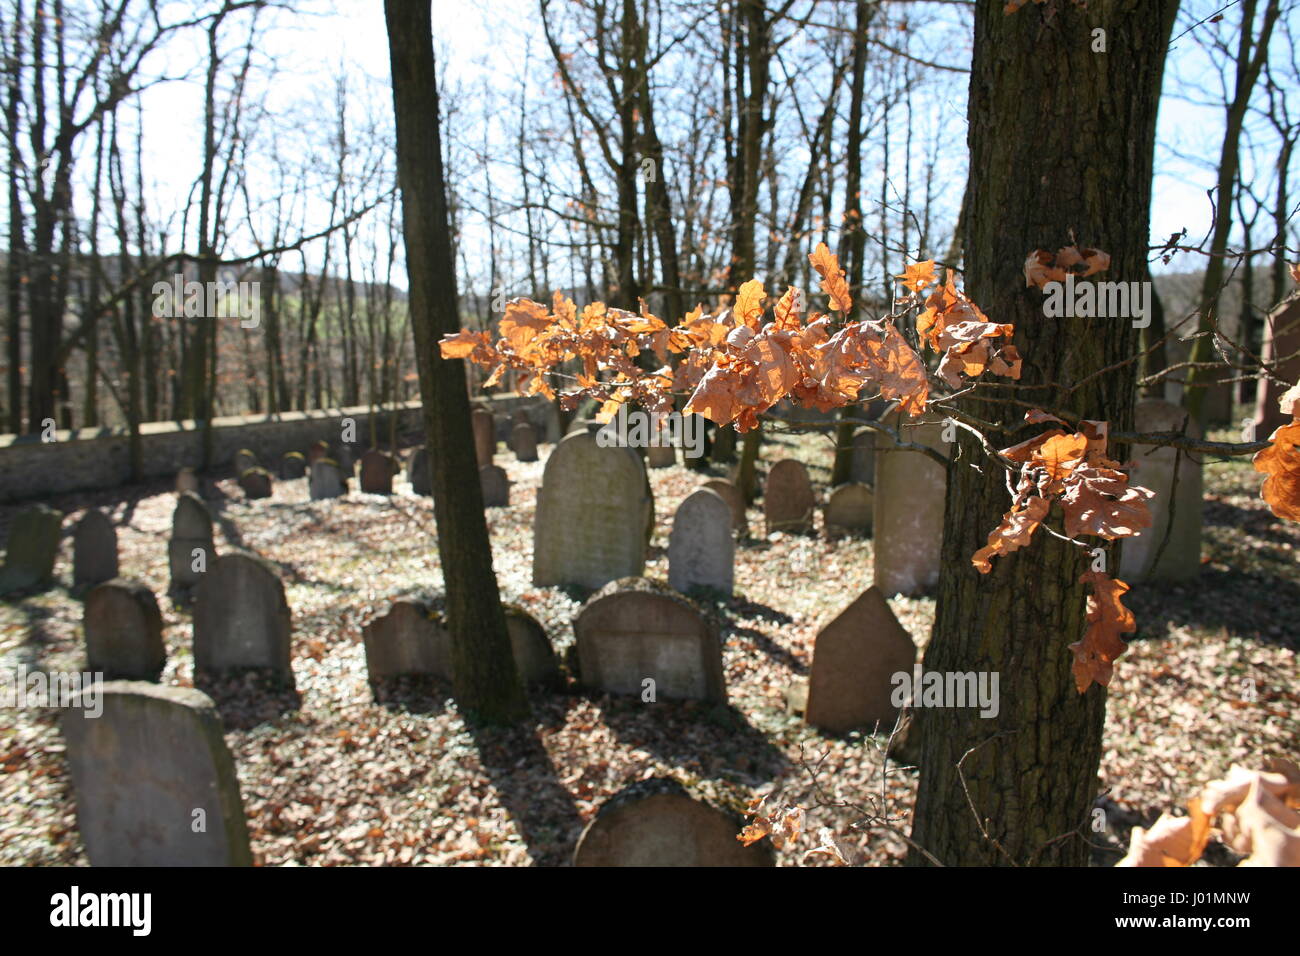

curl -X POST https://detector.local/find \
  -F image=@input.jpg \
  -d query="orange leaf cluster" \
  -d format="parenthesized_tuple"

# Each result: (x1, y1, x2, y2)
(914, 271, 1022, 388)
(1253, 382, 1300, 523)
(738, 793, 804, 850)
(972, 412, 1154, 577)
(1023, 245, 1111, 290)
(1069, 570, 1135, 693)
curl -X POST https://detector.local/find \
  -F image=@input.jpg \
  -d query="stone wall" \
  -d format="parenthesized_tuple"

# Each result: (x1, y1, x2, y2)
(0, 393, 547, 503)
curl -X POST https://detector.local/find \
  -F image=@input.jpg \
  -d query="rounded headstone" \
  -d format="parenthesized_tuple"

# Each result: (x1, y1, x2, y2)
(359, 449, 398, 495)
(309, 459, 348, 500)
(73, 509, 118, 587)
(280, 451, 307, 480)
(84, 578, 166, 681)
(873, 415, 949, 595)
(512, 422, 539, 462)
(168, 492, 214, 593)
(1118, 399, 1203, 582)
(480, 463, 510, 507)
(764, 459, 816, 534)
(408, 447, 432, 496)
(238, 467, 273, 500)
(193, 550, 293, 685)
(824, 482, 873, 536)
(702, 478, 746, 535)
(668, 488, 734, 596)
(0, 504, 64, 595)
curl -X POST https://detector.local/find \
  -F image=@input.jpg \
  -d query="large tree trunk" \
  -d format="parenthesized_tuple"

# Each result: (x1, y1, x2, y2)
(385, 0, 528, 725)
(908, 0, 1179, 867)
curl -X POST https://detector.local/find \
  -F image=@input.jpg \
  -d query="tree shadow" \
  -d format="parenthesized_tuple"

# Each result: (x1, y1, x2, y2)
(195, 669, 301, 728)
(370, 674, 453, 717)
(1127, 566, 1300, 651)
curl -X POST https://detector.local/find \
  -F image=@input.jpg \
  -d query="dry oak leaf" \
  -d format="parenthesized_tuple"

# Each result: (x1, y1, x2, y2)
(1116, 812, 1210, 867)
(896, 260, 938, 294)
(1068, 570, 1135, 693)
(1060, 466, 1154, 540)
(1253, 419, 1300, 523)
(735, 279, 767, 330)
(1278, 381, 1300, 417)
(809, 242, 853, 313)
(803, 828, 849, 866)
(972, 493, 1050, 573)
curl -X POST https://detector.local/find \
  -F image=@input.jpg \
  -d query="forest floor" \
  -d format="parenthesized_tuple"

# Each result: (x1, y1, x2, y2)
(1, 422, 1296, 866)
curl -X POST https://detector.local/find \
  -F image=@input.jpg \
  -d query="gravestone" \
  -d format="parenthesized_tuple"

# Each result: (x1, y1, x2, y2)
(307, 439, 330, 464)
(873, 415, 949, 595)
(1255, 294, 1300, 438)
(280, 451, 307, 479)
(507, 408, 532, 450)
(359, 449, 398, 494)
(764, 459, 816, 534)
(84, 578, 166, 682)
(362, 600, 448, 681)
(703, 478, 746, 535)
(193, 549, 293, 685)
(533, 431, 652, 590)
(647, 443, 675, 468)
(480, 464, 510, 507)
(472, 408, 496, 466)
(850, 430, 875, 485)
(233, 448, 258, 475)
(61, 681, 252, 866)
(73, 509, 118, 587)
(175, 467, 200, 495)
(503, 606, 562, 687)
(805, 586, 916, 734)
(238, 467, 273, 500)
(0, 504, 64, 595)
(1118, 399, 1203, 582)
(574, 777, 773, 867)
(668, 489, 734, 596)
(336, 445, 356, 477)
(408, 447, 432, 495)
(309, 459, 348, 499)
(168, 492, 213, 593)
(574, 578, 725, 702)
(512, 422, 539, 462)
(824, 483, 873, 536)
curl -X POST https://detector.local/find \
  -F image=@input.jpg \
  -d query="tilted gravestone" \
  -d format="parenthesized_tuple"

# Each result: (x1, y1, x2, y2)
(362, 600, 559, 687)
(574, 777, 773, 867)
(233, 448, 258, 476)
(0, 504, 64, 595)
(668, 488, 734, 596)
(168, 492, 213, 593)
(73, 509, 118, 587)
(237, 467, 273, 500)
(533, 431, 652, 590)
(850, 430, 875, 485)
(824, 482, 873, 536)
(1119, 398, 1203, 582)
(480, 464, 510, 507)
(280, 451, 307, 479)
(193, 549, 293, 686)
(309, 459, 348, 500)
(574, 578, 725, 702)
(472, 408, 496, 466)
(512, 422, 539, 462)
(408, 447, 432, 495)
(84, 578, 166, 682)
(805, 586, 916, 734)
(61, 681, 252, 866)
(763, 459, 816, 535)
(359, 449, 398, 494)
(703, 478, 746, 535)
(873, 415, 949, 595)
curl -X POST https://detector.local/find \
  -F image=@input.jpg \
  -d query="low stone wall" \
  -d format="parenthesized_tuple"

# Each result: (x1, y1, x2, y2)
(0, 393, 548, 503)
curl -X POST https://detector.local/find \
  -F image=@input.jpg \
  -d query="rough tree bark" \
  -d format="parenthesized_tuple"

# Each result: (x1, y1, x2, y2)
(384, 0, 528, 725)
(908, 0, 1179, 867)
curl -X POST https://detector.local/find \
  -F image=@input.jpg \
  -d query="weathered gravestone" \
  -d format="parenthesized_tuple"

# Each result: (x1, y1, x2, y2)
(1255, 295, 1300, 438)
(280, 451, 307, 479)
(533, 431, 651, 590)
(480, 464, 510, 507)
(359, 449, 398, 494)
(873, 415, 949, 595)
(61, 681, 252, 866)
(362, 599, 559, 687)
(668, 489, 734, 596)
(336, 444, 356, 477)
(574, 578, 725, 702)
(193, 550, 293, 686)
(0, 504, 64, 595)
(233, 448, 258, 476)
(1118, 398, 1203, 582)
(472, 408, 496, 466)
(408, 447, 432, 495)
(237, 467, 273, 500)
(507, 408, 532, 450)
(764, 459, 816, 535)
(805, 585, 916, 734)
(73, 509, 118, 587)
(512, 422, 539, 462)
(175, 467, 200, 495)
(573, 777, 773, 867)
(703, 478, 746, 535)
(84, 579, 166, 681)
(307, 439, 330, 464)
(168, 492, 213, 593)
(309, 459, 348, 500)
(824, 482, 873, 536)
(850, 430, 876, 485)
